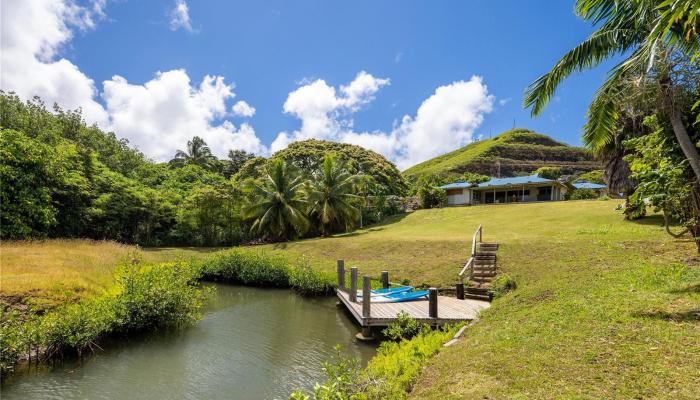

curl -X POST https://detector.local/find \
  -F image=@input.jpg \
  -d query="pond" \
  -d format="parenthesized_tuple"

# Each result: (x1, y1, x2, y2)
(1, 284, 376, 400)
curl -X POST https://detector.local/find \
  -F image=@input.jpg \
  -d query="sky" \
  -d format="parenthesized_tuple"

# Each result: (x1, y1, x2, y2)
(0, 0, 618, 169)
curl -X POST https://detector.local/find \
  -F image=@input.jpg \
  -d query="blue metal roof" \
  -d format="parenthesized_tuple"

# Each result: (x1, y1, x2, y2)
(439, 174, 559, 190)
(440, 181, 472, 189)
(573, 181, 607, 190)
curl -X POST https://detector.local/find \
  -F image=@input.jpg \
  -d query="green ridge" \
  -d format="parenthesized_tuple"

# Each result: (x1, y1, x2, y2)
(403, 128, 599, 180)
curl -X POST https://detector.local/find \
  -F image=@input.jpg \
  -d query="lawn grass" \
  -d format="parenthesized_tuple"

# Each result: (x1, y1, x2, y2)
(251, 200, 699, 398)
(2, 201, 698, 397)
(0, 239, 217, 311)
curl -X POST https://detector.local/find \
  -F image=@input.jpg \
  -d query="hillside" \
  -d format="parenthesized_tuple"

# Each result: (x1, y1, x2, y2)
(403, 128, 599, 180)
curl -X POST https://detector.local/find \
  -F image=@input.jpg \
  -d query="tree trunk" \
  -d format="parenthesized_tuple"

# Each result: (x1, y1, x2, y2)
(660, 77, 700, 182)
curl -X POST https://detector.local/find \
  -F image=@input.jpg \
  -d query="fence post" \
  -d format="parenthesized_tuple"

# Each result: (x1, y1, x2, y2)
(456, 283, 465, 300)
(429, 288, 438, 319)
(349, 267, 358, 302)
(362, 276, 372, 318)
(337, 260, 345, 290)
(381, 271, 389, 289)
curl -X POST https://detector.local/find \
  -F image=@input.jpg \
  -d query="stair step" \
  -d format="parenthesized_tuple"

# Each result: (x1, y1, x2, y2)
(471, 276, 493, 283)
(479, 243, 499, 248)
(464, 293, 492, 301)
(466, 286, 489, 294)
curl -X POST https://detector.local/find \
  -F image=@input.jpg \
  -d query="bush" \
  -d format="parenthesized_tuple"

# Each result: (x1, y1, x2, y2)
(535, 166, 563, 180)
(0, 261, 204, 373)
(289, 258, 336, 296)
(417, 184, 446, 209)
(491, 273, 517, 298)
(382, 311, 428, 341)
(200, 249, 336, 295)
(200, 249, 291, 287)
(570, 188, 598, 200)
(598, 194, 611, 201)
(291, 324, 461, 400)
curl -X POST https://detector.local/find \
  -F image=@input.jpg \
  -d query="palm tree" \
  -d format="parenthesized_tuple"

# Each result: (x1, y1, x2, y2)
(171, 136, 218, 170)
(242, 159, 309, 241)
(306, 155, 362, 236)
(524, 0, 700, 181)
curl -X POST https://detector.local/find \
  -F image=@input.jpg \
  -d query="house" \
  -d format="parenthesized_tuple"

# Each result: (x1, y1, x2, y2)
(572, 181, 607, 195)
(440, 174, 570, 206)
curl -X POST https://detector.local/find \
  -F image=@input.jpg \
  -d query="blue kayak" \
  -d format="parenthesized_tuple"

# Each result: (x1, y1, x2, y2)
(371, 290, 429, 303)
(357, 285, 413, 298)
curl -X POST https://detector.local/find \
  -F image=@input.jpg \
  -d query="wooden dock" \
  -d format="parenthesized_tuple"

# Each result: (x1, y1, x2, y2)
(336, 289, 489, 327)
(335, 260, 490, 328)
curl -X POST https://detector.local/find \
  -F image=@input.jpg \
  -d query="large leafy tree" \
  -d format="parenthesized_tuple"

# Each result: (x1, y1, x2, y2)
(524, 0, 700, 181)
(242, 159, 309, 241)
(224, 149, 256, 178)
(307, 155, 362, 236)
(171, 136, 218, 170)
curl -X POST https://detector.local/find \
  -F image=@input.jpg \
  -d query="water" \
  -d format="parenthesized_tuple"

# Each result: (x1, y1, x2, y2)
(1, 284, 376, 400)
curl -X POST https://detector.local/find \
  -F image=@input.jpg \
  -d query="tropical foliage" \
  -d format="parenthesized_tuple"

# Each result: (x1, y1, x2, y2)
(307, 155, 361, 236)
(0, 93, 404, 245)
(243, 159, 310, 241)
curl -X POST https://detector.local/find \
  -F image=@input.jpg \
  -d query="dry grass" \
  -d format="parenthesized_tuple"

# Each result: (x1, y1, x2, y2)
(0, 239, 217, 311)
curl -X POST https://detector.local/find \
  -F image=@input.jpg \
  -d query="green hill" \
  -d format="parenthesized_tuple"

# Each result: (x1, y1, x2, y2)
(403, 128, 599, 180)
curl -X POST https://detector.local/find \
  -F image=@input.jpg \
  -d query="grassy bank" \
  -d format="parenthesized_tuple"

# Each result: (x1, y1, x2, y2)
(247, 200, 699, 398)
(0, 240, 218, 312)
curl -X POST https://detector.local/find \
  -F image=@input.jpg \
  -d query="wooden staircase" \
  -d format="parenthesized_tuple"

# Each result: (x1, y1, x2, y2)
(458, 225, 499, 302)
(465, 242, 499, 301)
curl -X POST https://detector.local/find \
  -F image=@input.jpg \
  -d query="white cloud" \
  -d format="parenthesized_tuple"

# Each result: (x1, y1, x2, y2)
(1, 0, 266, 161)
(103, 70, 267, 160)
(0, 0, 109, 126)
(499, 97, 511, 106)
(232, 100, 256, 117)
(169, 0, 193, 32)
(394, 52, 403, 63)
(273, 74, 494, 169)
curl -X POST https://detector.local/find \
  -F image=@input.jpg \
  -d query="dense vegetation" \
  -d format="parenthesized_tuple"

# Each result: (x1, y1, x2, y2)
(403, 129, 599, 181)
(0, 93, 405, 246)
(524, 0, 700, 249)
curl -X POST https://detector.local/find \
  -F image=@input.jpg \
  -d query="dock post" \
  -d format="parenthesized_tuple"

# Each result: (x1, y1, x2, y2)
(337, 260, 345, 290)
(456, 283, 465, 300)
(349, 267, 358, 302)
(429, 287, 438, 319)
(362, 276, 371, 318)
(381, 271, 389, 289)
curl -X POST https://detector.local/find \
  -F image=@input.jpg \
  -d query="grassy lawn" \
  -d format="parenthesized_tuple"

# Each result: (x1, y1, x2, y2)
(0, 239, 217, 311)
(2, 201, 698, 397)
(254, 200, 699, 398)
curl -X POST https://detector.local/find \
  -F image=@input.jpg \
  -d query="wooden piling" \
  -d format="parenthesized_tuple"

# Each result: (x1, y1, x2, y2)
(381, 271, 389, 289)
(337, 260, 345, 290)
(362, 276, 371, 318)
(456, 283, 465, 300)
(429, 288, 438, 318)
(349, 267, 358, 302)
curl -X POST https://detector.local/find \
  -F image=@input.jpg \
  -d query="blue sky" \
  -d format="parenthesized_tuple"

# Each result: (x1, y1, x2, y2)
(1, 0, 617, 168)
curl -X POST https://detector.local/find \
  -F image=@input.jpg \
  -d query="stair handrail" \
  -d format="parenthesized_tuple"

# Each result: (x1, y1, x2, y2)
(459, 224, 482, 283)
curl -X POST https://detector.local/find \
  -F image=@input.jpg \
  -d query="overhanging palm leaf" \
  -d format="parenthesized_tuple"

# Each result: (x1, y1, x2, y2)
(524, 0, 700, 180)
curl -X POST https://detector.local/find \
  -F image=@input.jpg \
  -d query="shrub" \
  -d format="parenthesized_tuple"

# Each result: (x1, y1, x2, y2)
(200, 249, 291, 287)
(291, 325, 461, 400)
(382, 311, 428, 341)
(289, 259, 336, 296)
(200, 249, 336, 295)
(491, 273, 517, 298)
(598, 194, 611, 201)
(570, 188, 598, 200)
(535, 166, 563, 180)
(417, 184, 446, 209)
(360, 325, 459, 398)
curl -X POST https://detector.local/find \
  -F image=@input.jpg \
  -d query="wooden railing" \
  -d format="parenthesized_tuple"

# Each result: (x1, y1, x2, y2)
(458, 224, 482, 284)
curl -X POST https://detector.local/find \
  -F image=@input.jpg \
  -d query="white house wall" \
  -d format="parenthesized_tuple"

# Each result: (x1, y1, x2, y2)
(447, 189, 471, 205)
